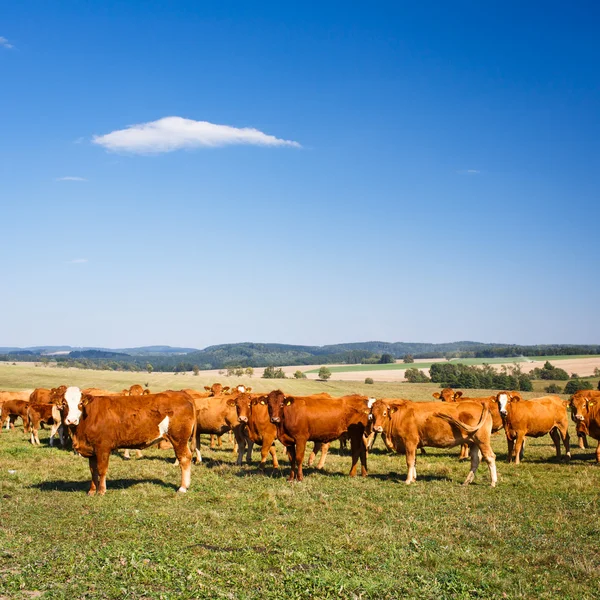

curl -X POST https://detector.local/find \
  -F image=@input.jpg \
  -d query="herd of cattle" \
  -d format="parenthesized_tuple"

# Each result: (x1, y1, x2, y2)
(1, 382, 599, 495)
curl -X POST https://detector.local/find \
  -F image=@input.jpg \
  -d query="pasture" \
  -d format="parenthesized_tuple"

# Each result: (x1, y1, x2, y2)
(1, 366, 600, 599)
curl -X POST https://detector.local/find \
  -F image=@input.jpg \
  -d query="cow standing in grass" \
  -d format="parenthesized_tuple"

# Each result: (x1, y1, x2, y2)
(495, 392, 570, 464)
(370, 398, 497, 486)
(570, 390, 600, 462)
(267, 390, 371, 481)
(58, 387, 196, 495)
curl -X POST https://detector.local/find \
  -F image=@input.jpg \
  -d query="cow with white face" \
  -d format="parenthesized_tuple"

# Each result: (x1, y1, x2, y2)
(495, 391, 570, 464)
(55, 387, 196, 495)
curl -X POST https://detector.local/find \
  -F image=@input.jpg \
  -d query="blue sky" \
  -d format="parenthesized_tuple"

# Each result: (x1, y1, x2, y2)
(1, 1, 599, 348)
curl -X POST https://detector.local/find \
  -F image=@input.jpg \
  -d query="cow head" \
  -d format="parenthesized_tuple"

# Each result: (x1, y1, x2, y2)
(230, 392, 259, 423)
(49, 385, 67, 404)
(432, 388, 461, 402)
(496, 391, 521, 416)
(370, 399, 396, 433)
(267, 390, 289, 424)
(570, 392, 595, 423)
(62, 386, 84, 426)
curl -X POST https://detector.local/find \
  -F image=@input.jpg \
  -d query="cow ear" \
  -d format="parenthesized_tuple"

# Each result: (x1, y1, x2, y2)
(204, 386, 211, 392)
(432, 392, 441, 399)
(246, 387, 252, 393)
(223, 386, 230, 392)
(388, 406, 397, 414)
(285, 397, 294, 406)
(454, 391, 463, 399)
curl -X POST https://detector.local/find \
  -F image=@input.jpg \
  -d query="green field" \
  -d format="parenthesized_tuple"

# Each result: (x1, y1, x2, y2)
(305, 355, 599, 374)
(1, 366, 599, 599)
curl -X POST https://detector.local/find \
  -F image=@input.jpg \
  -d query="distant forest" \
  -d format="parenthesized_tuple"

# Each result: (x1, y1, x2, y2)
(1, 341, 599, 373)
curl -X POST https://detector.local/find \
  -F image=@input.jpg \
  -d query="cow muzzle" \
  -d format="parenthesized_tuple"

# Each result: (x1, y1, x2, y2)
(238, 416, 248, 423)
(575, 414, 585, 421)
(65, 418, 79, 426)
(375, 426, 383, 433)
(271, 417, 280, 423)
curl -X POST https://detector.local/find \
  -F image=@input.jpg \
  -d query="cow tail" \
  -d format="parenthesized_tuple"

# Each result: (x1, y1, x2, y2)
(435, 404, 490, 434)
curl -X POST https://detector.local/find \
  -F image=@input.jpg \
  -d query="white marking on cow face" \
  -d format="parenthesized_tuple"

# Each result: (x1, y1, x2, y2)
(64, 387, 82, 425)
(238, 385, 246, 394)
(158, 416, 170, 436)
(367, 397, 376, 409)
(497, 393, 509, 415)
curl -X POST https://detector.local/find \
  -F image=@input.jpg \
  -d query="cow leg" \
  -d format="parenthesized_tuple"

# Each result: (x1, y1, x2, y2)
(513, 434, 526, 465)
(458, 443, 469, 461)
(173, 442, 192, 493)
(364, 431, 376, 451)
(209, 434, 217, 449)
(549, 428, 561, 458)
(193, 431, 202, 464)
(559, 425, 571, 459)
(316, 442, 330, 469)
(519, 439, 525, 462)
(88, 455, 99, 496)
(287, 444, 297, 481)
(245, 439, 254, 464)
(49, 421, 61, 447)
(595, 440, 600, 463)
(136, 450, 143, 459)
(269, 444, 279, 468)
(578, 433, 588, 449)
(234, 427, 246, 466)
(294, 439, 307, 481)
(308, 442, 319, 467)
(123, 449, 131, 460)
(95, 450, 110, 496)
(405, 446, 417, 484)
(472, 441, 497, 487)
(506, 435, 515, 463)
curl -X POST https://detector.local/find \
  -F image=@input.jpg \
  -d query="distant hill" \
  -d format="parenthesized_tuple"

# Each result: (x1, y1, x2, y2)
(1, 341, 599, 372)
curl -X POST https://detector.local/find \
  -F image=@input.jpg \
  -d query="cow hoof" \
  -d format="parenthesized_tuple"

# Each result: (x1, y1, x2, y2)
(122, 455, 130, 460)
(490, 482, 497, 488)
(177, 487, 188, 493)
(87, 491, 96, 496)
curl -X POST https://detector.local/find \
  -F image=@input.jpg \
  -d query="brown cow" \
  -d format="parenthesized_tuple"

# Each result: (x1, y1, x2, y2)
(570, 390, 600, 461)
(266, 390, 371, 481)
(371, 398, 497, 486)
(495, 392, 570, 464)
(58, 386, 196, 495)
(231, 392, 332, 470)
(433, 389, 501, 459)
(186, 389, 252, 465)
(28, 402, 63, 446)
(0, 390, 33, 404)
(1, 400, 31, 432)
(82, 388, 142, 458)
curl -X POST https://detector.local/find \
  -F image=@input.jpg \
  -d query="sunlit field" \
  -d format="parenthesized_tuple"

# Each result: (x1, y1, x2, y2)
(1, 365, 599, 599)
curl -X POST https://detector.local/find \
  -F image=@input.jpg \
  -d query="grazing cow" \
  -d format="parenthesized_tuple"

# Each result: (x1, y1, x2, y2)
(570, 390, 600, 461)
(58, 387, 196, 495)
(1, 400, 31, 431)
(186, 389, 252, 465)
(266, 390, 371, 481)
(495, 392, 571, 464)
(433, 389, 501, 459)
(371, 399, 497, 486)
(28, 402, 63, 446)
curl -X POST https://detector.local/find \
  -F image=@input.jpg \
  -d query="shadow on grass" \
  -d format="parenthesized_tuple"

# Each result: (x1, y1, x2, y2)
(30, 477, 176, 493)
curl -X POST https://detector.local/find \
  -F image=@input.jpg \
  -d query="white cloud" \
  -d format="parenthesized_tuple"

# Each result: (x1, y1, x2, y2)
(457, 169, 481, 175)
(67, 259, 88, 264)
(92, 116, 301, 154)
(56, 176, 88, 181)
(0, 36, 13, 49)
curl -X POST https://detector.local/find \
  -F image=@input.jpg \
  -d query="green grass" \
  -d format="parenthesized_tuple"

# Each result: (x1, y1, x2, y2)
(305, 355, 599, 374)
(1, 366, 599, 599)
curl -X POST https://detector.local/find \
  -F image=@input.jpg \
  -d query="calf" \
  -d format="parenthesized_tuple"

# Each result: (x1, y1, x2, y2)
(570, 390, 600, 462)
(371, 399, 497, 486)
(59, 387, 196, 495)
(496, 392, 570, 464)
(28, 402, 63, 446)
(186, 390, 252, 465)
(267, 390, 371, 481)
(1, 399, 31, 431)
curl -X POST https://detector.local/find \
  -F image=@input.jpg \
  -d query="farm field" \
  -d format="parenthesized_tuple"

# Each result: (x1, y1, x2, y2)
(1, 368, 600, 599)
